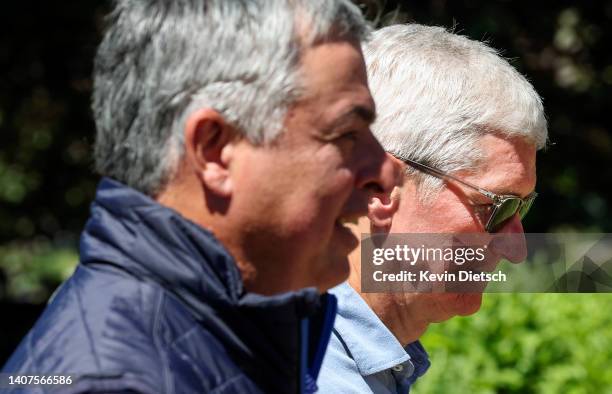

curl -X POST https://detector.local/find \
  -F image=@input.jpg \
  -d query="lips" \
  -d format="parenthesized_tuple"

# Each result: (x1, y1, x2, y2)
(337, 216, 359, 226)
(334, 214, 361, 251)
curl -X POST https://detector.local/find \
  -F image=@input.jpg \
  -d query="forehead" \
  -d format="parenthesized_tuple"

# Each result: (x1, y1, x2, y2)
(297, 39, 374, 118)
(465, 133, 537, 197)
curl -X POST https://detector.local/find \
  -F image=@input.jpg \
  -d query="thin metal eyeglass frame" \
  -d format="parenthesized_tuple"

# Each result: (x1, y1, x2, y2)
(398, 156, 537, 232)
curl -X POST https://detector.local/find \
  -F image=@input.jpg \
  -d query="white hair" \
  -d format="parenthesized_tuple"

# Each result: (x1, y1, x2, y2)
(92, 0, 368, 196)
(364, 24, 548, 196)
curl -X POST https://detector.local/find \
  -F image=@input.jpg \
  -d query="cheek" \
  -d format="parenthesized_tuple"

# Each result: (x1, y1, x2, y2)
(430, 200, 483, 233)
(287, 142, 356, 194)
(313, 169, 354, 218)
(400, 204, 481, 233)
(239, 144, 356, 235)
(327, 167, 355, 194)
(299, 161, 354, 209)
(278, 168, 354, 232)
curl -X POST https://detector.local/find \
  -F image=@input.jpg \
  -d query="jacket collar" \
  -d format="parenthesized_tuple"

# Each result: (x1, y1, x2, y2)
(79, 178, 336, 393)
(80, 178, 324, 311)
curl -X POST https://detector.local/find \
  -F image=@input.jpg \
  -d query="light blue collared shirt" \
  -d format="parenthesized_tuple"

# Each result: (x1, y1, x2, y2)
(317, 283, 430, 393)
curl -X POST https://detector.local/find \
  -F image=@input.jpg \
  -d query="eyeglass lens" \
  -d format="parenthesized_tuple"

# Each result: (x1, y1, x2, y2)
(488, 197, 535, 231)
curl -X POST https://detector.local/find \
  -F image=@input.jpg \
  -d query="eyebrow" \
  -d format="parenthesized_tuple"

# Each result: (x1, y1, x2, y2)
(469, 183, 533, 198)
(328, 105, 376, 130)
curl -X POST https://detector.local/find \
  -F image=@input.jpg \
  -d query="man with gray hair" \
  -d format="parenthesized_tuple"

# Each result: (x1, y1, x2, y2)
(318, 24, 547, 393)
(2, 1, 396, 393)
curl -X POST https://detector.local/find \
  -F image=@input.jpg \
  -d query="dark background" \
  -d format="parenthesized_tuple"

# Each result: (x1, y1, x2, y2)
(2, 1, 611, 244)
(1, 0, 611, 373)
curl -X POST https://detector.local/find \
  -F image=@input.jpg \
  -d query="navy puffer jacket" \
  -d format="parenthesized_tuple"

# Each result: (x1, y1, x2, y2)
(2, 179, 337, 394)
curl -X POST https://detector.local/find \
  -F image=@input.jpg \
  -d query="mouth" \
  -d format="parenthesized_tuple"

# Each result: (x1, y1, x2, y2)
(333, 214, 362, 250)
(336, 215, 360, 227)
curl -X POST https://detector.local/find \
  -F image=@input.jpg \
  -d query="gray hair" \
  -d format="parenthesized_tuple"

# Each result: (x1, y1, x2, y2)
(364, 24, 548, 197)
(92, 0, 368, 196)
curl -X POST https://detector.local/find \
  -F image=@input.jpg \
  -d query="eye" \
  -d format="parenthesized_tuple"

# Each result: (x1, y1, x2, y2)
(336, 131, 358, 142)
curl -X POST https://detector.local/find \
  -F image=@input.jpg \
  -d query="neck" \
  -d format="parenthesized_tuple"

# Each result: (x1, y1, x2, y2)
(155, 173, 266, 293)
(347, 273, 429, 346)
(347, 222, 430, 346)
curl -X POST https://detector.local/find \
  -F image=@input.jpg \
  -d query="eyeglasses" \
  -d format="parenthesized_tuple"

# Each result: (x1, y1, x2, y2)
(399, 157, 537, 232)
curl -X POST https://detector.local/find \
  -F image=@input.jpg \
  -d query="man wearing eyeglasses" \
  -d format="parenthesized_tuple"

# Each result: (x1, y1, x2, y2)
(318, 24, 548, 393)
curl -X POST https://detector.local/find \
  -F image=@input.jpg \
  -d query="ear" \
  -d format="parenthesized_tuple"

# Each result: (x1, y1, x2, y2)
(184, 108, 237, 197)
(368, 186, 400, 231)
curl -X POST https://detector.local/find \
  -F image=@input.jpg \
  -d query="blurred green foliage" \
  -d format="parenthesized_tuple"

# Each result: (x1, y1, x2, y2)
(0, 1, 105, 244)
(418, 294, 612, 394)
(0, 244, 76, 304)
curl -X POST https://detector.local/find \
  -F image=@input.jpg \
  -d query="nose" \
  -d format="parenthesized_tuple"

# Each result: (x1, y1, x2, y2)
(358, 150, 401, 200)
(489, 214, 528, 263)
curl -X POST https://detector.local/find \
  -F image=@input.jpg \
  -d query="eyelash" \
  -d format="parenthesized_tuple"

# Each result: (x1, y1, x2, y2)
(338, 131, 358, 141)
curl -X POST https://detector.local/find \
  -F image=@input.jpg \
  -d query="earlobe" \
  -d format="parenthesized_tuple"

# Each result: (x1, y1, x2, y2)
(368, 186, 400, 231)
(184, 108, 236, 197)
(201, 145, 234, 196)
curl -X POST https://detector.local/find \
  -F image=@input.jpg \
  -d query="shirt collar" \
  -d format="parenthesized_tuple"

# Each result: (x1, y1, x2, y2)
(330, 282, 429, 376)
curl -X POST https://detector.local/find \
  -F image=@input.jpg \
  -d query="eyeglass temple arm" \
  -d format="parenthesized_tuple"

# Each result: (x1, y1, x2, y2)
(402, 158, 498, 201)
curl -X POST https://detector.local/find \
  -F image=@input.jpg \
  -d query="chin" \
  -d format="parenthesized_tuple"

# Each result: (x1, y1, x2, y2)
(316, 255, 351, 292)
(454, 293, 483, 316)
(429, 293, 483, 323)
